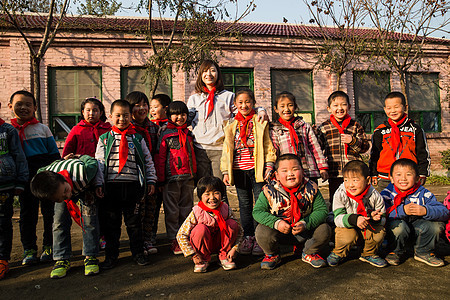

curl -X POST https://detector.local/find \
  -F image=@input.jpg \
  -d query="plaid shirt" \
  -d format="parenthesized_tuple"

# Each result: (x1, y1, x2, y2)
(270, 117, 328, 179)
(317, 118, 369, 178)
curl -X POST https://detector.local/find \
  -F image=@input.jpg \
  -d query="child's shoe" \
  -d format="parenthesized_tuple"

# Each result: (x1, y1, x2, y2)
(134, 253, 150, 266)
(385, 252, 401, 266)
(171, 240, 183, 255)
(359, 255, 388, 268)
(50, 260, 71, 279)
(260, 254, 281, 270)
(414, 252, 444, 267)
(99, 236, 106, 250)
(327, 252, 344, 267)
(22, 249, 39, 266)
(100, 256, 118, 270)
(239, 236, 254, 255)
(40, 245, 53, 262)
(144, 241, 158, 255)
(302, 252, 327, 268)
(194, 261, 209, 273)
(252, 240, 264, 256)
(0, 260, 9, 280)
(84, 257, 100, 276)
(220, 259, 236, 271)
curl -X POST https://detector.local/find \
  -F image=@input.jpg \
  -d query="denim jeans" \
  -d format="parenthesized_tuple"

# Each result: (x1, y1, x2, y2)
(387, 218, 444, 255)
(53, 198, 99, 260)
(233, 169, 265, 237)
(0, 190, 14, 260)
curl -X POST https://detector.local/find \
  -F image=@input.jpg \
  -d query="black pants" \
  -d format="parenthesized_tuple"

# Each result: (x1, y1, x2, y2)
(101, 182, 144, 259)
(0, 189, 14, 260)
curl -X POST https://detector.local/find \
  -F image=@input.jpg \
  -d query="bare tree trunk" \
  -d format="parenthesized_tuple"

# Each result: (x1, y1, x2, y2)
(32, 56, 42, 122)
(399, 72, 408, 108)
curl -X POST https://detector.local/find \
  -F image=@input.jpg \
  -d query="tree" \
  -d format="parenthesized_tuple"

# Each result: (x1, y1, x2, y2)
(0, 0, 70, 121)
(77, 0, 121, 16)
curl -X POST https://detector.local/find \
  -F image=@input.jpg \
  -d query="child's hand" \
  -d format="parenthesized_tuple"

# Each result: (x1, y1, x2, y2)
(192, 253, 203, 264)
(357, 216, 370, 229)
(148, 185, 155, 196)
(291, 221, 306, 235)
(419, 176, 426, 186)
(341, 134, 353, 144)
(95, 186, 104, 198)
(223, 174, 231, 186)
(277, 220, 292, 234)
(257, 110, 269, 123)
(370, 209, 382, 221)
(227, 248, 237, 261)
(404, 203, 427, 216)
(320, 170, 329, 182)
(371, 177, 378, 186)
(64, 153, 74, 160)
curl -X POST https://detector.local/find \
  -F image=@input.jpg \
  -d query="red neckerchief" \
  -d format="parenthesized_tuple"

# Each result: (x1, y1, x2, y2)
(111, 125, 136, 174)
(0, 118, 5, 126)
(346, 184, 371, 218)
(282, 179, 307, 225)
(151, 118, 168, 126)
(198, 201, 230, 241)
(203, 86, 216, 120)
(388, 114, 407, 156)
(278, 117, 299, 155)
(11, 117, 39, 146)
(82, 119, 102, 141)
(387, 182, 421, 216)
(57, 170, 85, 232)
(133, 119, 152, 153)
(330, 114, 352, 158)
(167, 122, 190, 165)
(234, 110, 256, 147)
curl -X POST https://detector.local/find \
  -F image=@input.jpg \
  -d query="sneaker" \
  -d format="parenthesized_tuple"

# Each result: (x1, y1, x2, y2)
(252, 240, 264, 256)
(84, 257, 100, 276)
(99, 236, 106, 250)
(50, 260, 70, 279)
(220, 259, 236, 271)
(134, 253, 150, 266)
(194, 261, 209, 273)
(40, 245, 53, 263)
(302, 252, 327, 268)
(239, 236, 254, 255)
(0, 260, 9, 280)
(359, 255, 388, 268)
(327, 253, 344, 267)
(171, 240, 183, 255)
(22, 249, 39, 266)
(261, 254, 281, 270)
(385, 252, 400, 266)
(144, 241, 158, 255)
(414, 252, 444, 267)
(100, 256, 118, 270)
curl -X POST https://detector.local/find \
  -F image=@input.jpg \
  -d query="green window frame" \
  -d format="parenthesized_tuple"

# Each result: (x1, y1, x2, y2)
(48, 67, 102, 140)
(120, 67, 172, 100)
(353, 71, 390, 133)
(221, 68, 254, 93)
(406, 72, 441, 133)
(270, 69, 315, 123)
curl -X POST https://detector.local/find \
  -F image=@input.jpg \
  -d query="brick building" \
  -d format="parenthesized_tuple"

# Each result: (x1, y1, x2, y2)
(1, 15, 449, 172)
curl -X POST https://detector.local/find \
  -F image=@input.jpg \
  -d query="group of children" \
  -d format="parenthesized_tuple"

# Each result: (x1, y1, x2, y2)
(0, 62, 449, 280)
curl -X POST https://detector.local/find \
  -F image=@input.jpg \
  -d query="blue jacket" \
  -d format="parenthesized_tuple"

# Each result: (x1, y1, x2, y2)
(381, 183, 449, 222)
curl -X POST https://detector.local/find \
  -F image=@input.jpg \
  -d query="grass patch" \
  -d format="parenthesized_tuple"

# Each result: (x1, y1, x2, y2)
(427, 175, 450, 185)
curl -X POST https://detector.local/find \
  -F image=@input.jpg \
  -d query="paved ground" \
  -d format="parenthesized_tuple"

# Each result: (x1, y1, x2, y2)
(1, 185, 449, 299)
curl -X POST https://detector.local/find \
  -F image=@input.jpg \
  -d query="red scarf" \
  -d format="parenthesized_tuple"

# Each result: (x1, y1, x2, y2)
(278, 117, 299, 155)
(387, 182, 421, 216)
(151, 118, 168, 127)
(282, 179, 306, 225)
(0, 118, 4, 126)
(198, 201, 230, 241)
(82, 119, 102, 141)
(234, 110, 256, 147)
(330, 114, 352, 158)
(57, 170, 84, 231)
(167, 122, 189, 161)
(203, 86, 216, 120)
(111, 125, 136, 174)
(133, 120, 152, 153)
(388, 114, 407, 156)
(11, 117, 39, 146)
(346, 185, 371, 218)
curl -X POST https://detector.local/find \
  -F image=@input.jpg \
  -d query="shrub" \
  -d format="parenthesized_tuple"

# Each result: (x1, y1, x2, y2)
(440, 149, 450, 170)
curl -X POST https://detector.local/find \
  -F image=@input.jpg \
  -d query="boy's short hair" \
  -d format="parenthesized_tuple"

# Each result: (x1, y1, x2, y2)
(10, 90, 37, 106)
(81, 97, 107, 122)
(342, 160, 370, 178)
(166, 101, 189, 117)
(125, 91, 150, 107)
(197, 176, 226, 199)
(385, 92, 407, 106)
(152, 94, 172, 108)
(327, 91, 350, 106)
(274, 153, 302, 171)
(110, 99, 132, 113)
(390, 158, 419, 177)
(235, 88, 256, 104)
(31, 171, 66, 201)
(274, 91, 298, 109)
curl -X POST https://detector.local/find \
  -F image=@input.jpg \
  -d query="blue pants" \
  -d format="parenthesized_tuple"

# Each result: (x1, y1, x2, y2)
(0, 190, 14, 260)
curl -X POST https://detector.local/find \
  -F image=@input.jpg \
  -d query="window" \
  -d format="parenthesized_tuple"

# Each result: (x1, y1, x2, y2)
(353, 71, 390, 133)
(120, 67, 172, 100)
(270, 69, 314, 123)
(48, 67, 102, 140)
(222, 68, 254, 93)
(406, 72, 440, 132)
